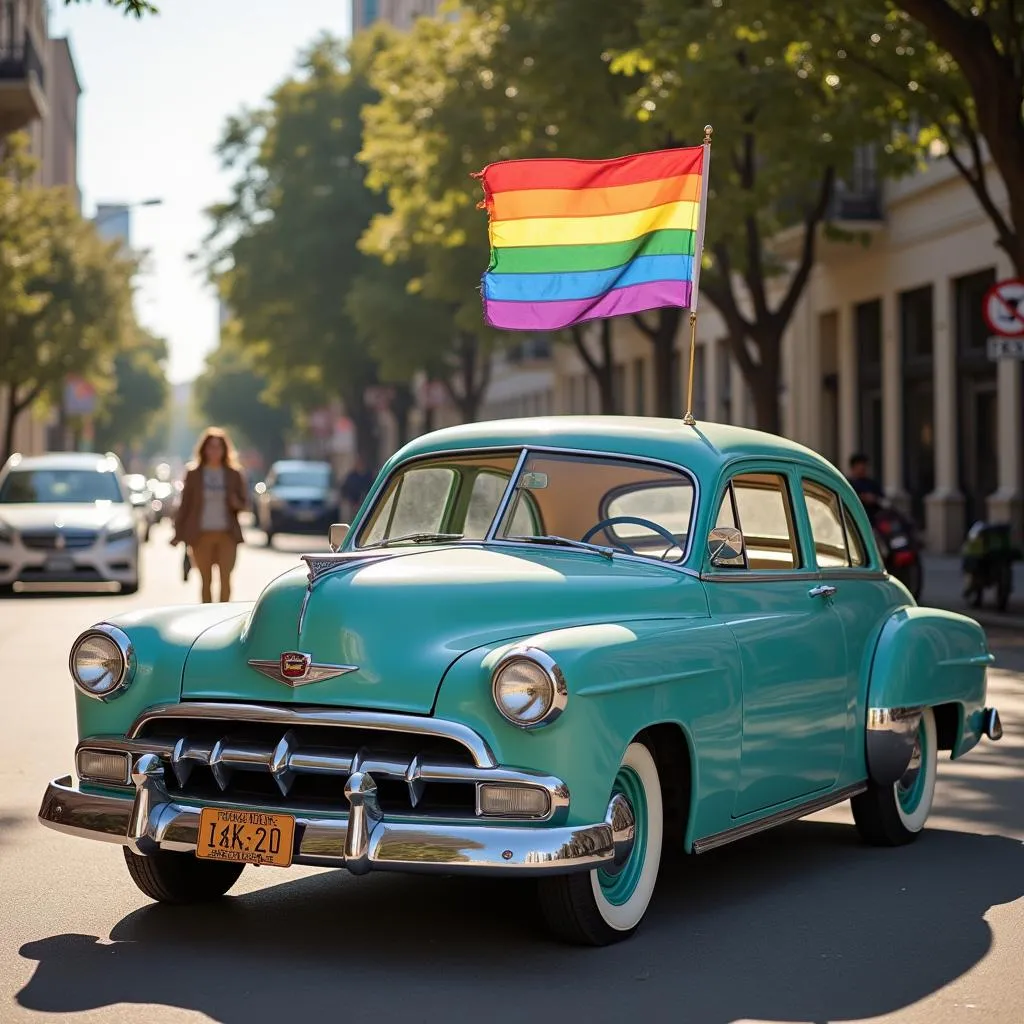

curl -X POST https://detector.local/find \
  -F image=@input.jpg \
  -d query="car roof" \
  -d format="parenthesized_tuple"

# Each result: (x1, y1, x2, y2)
(387, 416, 840, 480)
(270, 460, 331, 471)
(3, 451, 122, 473)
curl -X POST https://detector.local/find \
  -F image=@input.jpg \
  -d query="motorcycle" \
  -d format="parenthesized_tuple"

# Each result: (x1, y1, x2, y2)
(961, 521, 1021, 612)
(870, 502, 924, 601)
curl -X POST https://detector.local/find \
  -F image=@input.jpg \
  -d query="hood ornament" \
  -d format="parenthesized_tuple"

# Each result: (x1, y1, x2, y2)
(248, 652, 358, 688)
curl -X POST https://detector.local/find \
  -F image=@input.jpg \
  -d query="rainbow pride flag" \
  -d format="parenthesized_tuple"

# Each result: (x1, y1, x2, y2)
(477, 144, 709, 332)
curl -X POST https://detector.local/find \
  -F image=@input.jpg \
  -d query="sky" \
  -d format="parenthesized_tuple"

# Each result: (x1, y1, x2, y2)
(50, 0, 353, 385)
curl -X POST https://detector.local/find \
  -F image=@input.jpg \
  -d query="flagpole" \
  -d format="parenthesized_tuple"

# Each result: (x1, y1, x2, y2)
(682, 125, 713, 427)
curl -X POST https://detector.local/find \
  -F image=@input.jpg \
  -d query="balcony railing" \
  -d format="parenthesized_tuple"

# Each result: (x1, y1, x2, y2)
(827, 183, 883, 223)
(0, 32, 45, 89)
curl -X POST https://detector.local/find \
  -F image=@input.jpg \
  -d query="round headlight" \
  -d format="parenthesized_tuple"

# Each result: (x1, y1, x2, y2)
(491, 646, 568, 728)
(69, 624, 134, 701)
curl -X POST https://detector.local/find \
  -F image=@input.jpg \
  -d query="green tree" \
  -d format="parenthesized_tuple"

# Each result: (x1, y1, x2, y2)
(193, 331, 297, 463)
(787, 0, 1024, 277)
(65, 0, 157, 16)
(0, 135, 138, 461)
(204, 31, 390, 461)
(93, 329, 170, 457)
(600, 0, 917, 431)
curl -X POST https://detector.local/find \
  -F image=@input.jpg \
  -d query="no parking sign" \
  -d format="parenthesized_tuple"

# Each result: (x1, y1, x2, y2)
(983, 278, 1024, 359)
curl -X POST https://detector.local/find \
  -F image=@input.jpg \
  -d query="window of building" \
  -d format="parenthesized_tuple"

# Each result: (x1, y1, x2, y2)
(716, 472, 801, 571)
(855, 298, 883, 487)
(955, 268, 996, 356)
(363, 0, 380, 24)
(900, 286, 933, 360)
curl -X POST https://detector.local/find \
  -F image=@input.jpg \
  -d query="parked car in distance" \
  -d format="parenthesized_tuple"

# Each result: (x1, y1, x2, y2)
(0, 451, 140, 593)
(254, 459, 337, 546)
(124, 474, 158, 542)
(39, 417, 1001, 944)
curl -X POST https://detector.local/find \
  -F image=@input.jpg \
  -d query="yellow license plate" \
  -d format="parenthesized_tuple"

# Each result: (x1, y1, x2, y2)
(196, 808, 295, 867)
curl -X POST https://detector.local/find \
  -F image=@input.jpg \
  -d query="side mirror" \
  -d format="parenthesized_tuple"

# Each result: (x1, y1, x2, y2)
(328, 522, 350, 552)
(708, 526, 744, 567)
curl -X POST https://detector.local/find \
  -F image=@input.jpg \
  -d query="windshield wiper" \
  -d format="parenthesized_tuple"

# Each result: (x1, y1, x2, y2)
(363, 532, 464, 549)
(503, 534, 616, 559)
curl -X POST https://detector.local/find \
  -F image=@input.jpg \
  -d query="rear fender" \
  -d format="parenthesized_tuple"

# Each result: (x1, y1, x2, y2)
(864, 607, 992, 785)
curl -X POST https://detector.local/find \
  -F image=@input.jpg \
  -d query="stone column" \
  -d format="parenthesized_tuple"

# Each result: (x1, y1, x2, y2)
(987, 357, 1023, 544)
(924, 278, 965, 553)
(837, 304, 858, 467)
(881, 294, 909, 512)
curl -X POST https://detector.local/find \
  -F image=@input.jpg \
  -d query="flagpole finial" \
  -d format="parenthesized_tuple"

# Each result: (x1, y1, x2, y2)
(703, 125, 713, 145)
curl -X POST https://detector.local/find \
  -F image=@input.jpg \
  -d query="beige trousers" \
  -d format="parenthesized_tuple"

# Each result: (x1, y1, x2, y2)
(189, 531, 238, 603)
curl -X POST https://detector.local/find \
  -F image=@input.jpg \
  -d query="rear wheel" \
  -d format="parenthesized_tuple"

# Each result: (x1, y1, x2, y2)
(537, 740, 663, 945)
(852, 707, 937, 846)
(123, 847, 244, 904)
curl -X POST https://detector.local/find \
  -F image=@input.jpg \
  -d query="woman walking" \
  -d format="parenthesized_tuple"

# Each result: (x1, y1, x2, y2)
(173, 427, 248, 603)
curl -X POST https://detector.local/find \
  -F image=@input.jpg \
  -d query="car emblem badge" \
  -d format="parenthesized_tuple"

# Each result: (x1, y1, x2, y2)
(247, 653, 359, 688)
(280, 651, 310, 679)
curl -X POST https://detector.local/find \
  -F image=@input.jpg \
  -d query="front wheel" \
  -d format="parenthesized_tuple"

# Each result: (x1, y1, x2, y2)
(851, 707, 937, 846)
(123, 847, 244, 904)
(537, 740, 663, 945)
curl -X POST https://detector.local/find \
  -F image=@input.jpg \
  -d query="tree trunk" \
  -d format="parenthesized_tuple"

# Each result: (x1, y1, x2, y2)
(569, 320, 616, 413)
(445, 331, 492, 423)
(1, 385, 19, 463)
(632, 308, 683, 417)
(391, 383, 415, 448)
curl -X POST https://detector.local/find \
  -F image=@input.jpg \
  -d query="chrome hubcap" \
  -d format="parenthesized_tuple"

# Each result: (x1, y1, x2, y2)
(898, 735, 922, 794)
(603, 792, 636, 877)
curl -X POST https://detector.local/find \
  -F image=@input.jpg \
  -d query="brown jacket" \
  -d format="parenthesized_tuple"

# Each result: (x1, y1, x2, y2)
(172, 464, 247, 547)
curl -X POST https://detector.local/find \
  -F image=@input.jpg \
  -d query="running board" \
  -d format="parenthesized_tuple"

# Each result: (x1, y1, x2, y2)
(691, 781, 868, 855)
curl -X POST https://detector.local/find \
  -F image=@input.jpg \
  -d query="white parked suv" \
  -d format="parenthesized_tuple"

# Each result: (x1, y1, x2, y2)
(0, 452, 140, 593)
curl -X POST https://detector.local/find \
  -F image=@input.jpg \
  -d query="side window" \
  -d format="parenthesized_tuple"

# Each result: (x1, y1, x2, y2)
(843, 503, 868, 567)
(730, 472, 801, 570)
(802, 480, 851, 568)
(463, 472, 508, 538)
(361, 466, 455, 544)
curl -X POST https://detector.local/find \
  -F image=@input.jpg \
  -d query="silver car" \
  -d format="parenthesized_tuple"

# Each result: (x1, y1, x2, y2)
(0, 452, 140, 593)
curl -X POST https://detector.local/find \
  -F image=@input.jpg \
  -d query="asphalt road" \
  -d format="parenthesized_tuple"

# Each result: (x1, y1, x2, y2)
(1, 521, 1022, 1024)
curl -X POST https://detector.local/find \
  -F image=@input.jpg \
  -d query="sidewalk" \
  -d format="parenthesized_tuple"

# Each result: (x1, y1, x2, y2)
(920, 553, 1024, 630)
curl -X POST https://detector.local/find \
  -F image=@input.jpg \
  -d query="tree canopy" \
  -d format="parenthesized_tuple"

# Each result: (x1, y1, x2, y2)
(93, 329, 170, 457)
(204, 31, 392, 459)
(64, 0, 157, 16)
(786, 0, 1024, 276)
(0, 136, 138, 460)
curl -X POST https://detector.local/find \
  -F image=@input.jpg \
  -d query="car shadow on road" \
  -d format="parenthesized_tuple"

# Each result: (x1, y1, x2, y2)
(16, 823, 1024, 1024)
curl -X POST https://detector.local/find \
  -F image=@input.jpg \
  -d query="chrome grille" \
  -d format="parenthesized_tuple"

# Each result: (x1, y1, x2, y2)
(22, 528, 98, 551)
(133, 717, 478, 815)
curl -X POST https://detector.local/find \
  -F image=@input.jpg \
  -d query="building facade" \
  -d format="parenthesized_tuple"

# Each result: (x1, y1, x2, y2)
(350, 0, 444, 34)
(552, 154, 1023, 553)
(0, 0, 82, 458)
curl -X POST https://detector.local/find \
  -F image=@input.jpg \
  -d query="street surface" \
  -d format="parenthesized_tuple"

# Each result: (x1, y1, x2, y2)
(1, 521, 1022, 1024)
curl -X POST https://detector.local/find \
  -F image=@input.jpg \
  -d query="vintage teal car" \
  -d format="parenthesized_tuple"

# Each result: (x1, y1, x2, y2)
(39, 417, 1003, 945)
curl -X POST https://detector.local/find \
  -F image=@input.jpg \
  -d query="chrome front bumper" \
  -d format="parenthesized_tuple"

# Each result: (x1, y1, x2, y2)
(38, 770, 615, 876)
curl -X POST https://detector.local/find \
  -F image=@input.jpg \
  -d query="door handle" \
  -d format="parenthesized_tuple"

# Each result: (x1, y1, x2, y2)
(809, 585, 837, 599)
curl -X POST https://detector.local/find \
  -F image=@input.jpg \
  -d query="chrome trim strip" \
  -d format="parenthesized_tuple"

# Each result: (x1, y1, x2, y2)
(39, 775, 612, 876)
(866, 706, 924, 785)
(126, 702, 497, 769)
(701, 571, 822, 583)
(691, 781, 868, 854)
(246, 657, 359, 687)
(485, 447, 530, 541)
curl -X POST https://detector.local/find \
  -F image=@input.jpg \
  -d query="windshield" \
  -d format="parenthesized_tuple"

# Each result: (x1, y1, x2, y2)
(273, 470, 331, 489)
(0, 468, 125, 505)
(355, 448, 695, 561)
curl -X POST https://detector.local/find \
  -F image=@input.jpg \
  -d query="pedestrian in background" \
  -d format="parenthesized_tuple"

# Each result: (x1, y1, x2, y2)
(340, 454, 375, 521)
(172, 427, 248, 603)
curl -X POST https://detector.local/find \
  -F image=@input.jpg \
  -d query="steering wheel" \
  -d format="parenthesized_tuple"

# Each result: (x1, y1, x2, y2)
(581, 516, 683, 562)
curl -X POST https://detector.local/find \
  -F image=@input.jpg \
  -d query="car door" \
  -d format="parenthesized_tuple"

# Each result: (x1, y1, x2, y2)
(702, 463, 849, 818)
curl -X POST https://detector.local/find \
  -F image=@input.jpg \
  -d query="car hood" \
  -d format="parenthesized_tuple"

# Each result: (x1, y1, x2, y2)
(180, 545, 707, 712)
(269, 486, 331, 502)
(0, 503, 129, 531)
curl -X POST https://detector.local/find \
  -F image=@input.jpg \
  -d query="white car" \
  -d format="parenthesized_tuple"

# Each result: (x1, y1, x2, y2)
(0, 452, 140, 593)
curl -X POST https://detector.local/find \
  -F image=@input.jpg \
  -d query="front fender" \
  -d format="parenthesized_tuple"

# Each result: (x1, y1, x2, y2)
(433, 618, 742, 832)
(865, 607, 992, 784)
(73, 603, 252, 740)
